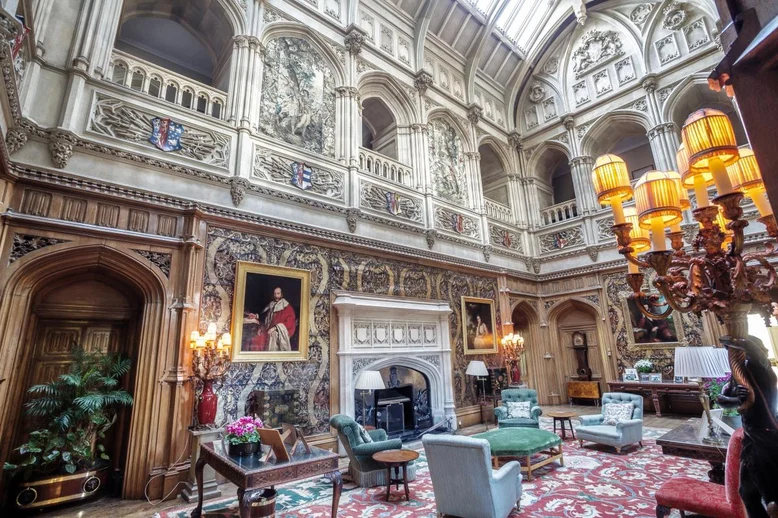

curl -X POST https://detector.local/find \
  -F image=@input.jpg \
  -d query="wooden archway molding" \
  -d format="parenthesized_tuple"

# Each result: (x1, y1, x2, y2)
(0, 245, 172, 498)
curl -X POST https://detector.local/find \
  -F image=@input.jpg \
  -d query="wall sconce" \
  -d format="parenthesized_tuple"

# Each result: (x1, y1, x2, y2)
(190, 323, 232, 427)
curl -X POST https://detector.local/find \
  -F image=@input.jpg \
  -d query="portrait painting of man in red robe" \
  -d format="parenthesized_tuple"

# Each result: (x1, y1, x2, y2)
(244, 287, 297, 352)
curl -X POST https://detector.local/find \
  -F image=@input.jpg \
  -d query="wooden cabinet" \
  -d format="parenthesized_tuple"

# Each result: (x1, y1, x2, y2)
(567, 380, 601, 404)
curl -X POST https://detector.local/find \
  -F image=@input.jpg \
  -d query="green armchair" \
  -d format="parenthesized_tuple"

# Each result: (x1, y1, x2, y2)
(329, 414, 416, 487)
(494, 388, 542, 428)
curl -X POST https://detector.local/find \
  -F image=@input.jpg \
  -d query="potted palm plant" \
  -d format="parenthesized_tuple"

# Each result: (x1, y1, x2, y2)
(3, 346, 133, 511)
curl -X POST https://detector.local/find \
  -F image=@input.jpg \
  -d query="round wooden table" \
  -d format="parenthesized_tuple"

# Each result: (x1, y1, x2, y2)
(546, 410, 578, 440)
(371, 449, 419, 501)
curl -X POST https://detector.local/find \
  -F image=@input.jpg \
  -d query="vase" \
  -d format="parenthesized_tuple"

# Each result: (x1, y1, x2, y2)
(198, 379, 218, 426)
(721, 414, 743, 430)
(228, 441, 260, 457)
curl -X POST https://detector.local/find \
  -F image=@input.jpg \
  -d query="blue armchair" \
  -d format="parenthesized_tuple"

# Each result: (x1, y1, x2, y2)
(577, 392, 644, 453)
(329, 414, 416, 487)
(494, 388, 542, 428)
(423, 434, 522, 518)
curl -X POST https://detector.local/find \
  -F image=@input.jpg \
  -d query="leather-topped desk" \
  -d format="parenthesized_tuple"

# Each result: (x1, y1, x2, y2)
(607, 381, 702, 417)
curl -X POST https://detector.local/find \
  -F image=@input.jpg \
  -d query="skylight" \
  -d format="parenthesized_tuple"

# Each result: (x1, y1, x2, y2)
(469, 0, 497, 15)
(495, 0, 560, 54)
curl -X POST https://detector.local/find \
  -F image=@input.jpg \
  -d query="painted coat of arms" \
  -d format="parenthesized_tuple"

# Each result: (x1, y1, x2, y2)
(385, 192, 401, 215)
(290, 162, 313, 190)
(553, 232, 569, 249)
(502, 231, 512, 248)
(452, 213, 465, 233)
(149, 117, 184, 152)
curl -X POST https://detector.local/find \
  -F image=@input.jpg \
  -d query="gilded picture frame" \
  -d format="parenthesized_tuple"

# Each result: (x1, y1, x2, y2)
(231, 261, 310, 362)
(461, 296, 498, 355)
(622, 294, 685, 350)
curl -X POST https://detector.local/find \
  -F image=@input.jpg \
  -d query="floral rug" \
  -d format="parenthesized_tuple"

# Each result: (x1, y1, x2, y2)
(154, 424, 703, 518)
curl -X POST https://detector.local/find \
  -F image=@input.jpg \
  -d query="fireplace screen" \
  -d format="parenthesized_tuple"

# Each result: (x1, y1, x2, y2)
(355, 366, 432, 437)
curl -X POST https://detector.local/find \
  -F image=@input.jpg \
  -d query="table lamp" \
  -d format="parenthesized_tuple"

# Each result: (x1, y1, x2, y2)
(354, 370, 385, 426)
(673, 347, 731, 444)
(466, 360, 489, 401)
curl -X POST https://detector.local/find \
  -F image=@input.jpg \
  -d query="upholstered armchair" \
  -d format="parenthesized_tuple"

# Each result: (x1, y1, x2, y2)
(576, 392, 643, 453)
(329, 414, 416, 487)
(494, 388, 542, 428)
(423, 434, 522, 518)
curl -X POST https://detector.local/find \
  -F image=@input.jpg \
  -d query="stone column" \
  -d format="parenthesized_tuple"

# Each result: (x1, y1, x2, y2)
(647, 122, 679, 171)
(642, 75, 662, 126)
(227, 36, 250, 125)
(568, 155, 596, 215)
(411, 123, 434, 227)
(466, 151, 489, 246)
(522, 178, 542, 229)
(336, 86, 361, 205)
(507, 132, 528, 227)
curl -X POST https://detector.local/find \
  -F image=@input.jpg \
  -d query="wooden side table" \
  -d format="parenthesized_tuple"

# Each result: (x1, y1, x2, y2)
(372, 449, 420, 501)
(546, 410, 577, 440)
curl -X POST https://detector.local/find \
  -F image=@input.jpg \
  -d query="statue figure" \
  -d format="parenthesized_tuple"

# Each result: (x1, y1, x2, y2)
(718, 335, 778, 518)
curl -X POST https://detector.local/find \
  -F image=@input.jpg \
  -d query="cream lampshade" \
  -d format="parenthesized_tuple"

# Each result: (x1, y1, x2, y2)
(623, 206, 651, 273)
(634, 171, 683, 251)
(727, 147, 773, 217)
(466, 360, 489, 377)
(355, 370, 386, 391)
(677, 141, 710, 208)
(681, 109, 740, 197)
(592, 154, 633, 224)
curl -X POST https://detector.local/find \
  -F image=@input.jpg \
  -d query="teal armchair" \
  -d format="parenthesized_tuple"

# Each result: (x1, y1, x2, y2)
(494, 388, 542, 428)
(329, 414, 416, 487)
(577, 392, 643, 453)
(423, 434, 522, 518)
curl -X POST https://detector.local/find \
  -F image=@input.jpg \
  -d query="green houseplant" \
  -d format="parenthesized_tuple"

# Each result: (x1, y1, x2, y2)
(4, 346, 133, 510)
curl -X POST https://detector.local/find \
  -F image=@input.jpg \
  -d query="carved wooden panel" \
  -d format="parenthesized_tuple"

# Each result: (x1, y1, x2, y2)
(96, 203, 120, 228)
(83, 326, 120, 353)
(21, 189, 52, 216)
(60, 197, 87, 222)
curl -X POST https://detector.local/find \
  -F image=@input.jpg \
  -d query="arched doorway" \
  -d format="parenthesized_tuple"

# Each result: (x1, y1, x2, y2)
(589, 119, 655, 181)
(10, 274, 142, 488)
(479, 143, 509, 205)
(531, 147, 576, 224)
(0, 246, 171, 499)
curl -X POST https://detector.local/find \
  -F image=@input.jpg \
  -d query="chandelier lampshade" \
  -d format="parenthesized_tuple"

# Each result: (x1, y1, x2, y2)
(634, 171, 683, 229)
(592, 154, 633, 205)
(623, 206, 651, 253)
(726, 147, 773, 217)
(681, 109, 739, 173)
(666, 170, 690, 211)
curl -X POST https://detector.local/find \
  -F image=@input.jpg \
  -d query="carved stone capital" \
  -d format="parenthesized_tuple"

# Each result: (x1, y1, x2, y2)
(465, 151, 481, 161)
(467, 104, 483, 126)
(346, 208, 361, 233)
(642, 74, 658, 93)
(482, 245, 492, 263)
(410, 123, 428, 134)
(586, 245, 598, 262)
(233, 35, 250, 49)
(344, 24, 368, 56)
(48, 131, 77, 169)
(229, 177, 250, 207)
(569, 155, 594, 169)
(6, 124, 28, 154)
(563, 116, 575, 131)
(414, 70, 434, 95)
(508, 131, 523, 151)
(425, 229, 437, 249)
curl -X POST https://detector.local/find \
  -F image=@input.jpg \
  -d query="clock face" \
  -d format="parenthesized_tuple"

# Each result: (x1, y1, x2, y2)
(573, 332, 584, 346)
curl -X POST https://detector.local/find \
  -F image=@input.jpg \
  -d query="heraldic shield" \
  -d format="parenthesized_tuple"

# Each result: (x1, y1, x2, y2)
(149, 117, 184, 152)
(290, 162, 313, 190)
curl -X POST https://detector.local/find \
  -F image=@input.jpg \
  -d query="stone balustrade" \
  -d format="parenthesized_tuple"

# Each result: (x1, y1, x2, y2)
(485, 199, 513, 224)
(358, 147, 414, 187)
(107, 50, 228, 120)
(541, 199, 578, 225)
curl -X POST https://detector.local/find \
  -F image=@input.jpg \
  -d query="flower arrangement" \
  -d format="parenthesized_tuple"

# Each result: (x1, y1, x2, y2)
(224, 416, 264, 457)
(634, 359, 654, 373)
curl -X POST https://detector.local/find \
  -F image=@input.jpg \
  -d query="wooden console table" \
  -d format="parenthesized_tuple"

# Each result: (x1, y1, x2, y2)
(191, 441, 341, 518)
(656, 418, 728, 484)
(607, 381, 702, 417)
(567, 380, 601, 405)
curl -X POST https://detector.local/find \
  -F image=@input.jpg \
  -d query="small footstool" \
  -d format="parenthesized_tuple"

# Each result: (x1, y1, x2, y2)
(474, 428, 563, 481)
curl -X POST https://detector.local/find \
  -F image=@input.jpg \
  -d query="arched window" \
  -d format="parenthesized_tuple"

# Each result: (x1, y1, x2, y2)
(111, 63, 127, 85)
(181, 88, 193, 109)
(148, 76, 162, 97)
(670, 83, 748, 146)
(211, 100, 222, 119)
(589, 120, 654, 181)
(130, 70, 144, 91)
(478, 144, 508, 205)
(196, 94, 208, 113)
(164, 83, 178, 103)
(361, 97, 398, 160)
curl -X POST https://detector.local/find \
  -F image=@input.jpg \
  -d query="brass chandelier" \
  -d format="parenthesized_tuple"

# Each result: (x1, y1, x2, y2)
(592, 108, 778, 357)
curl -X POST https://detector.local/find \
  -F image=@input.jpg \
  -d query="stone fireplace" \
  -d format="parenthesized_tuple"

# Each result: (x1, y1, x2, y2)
(333, 291, 457, 432)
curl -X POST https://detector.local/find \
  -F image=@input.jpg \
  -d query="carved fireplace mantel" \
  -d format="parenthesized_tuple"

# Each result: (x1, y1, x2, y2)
(333, 291, 457, 431)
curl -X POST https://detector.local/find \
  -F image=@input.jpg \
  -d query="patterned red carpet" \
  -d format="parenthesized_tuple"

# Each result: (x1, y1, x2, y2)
(155, 429, 707, 518)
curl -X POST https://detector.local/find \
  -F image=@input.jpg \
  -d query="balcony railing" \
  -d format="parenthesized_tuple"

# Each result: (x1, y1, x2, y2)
(358, 147, 413, 187)
(484, 199, 513, 224)
(541, 199, 578, 225)
(107, 49, 227, 120)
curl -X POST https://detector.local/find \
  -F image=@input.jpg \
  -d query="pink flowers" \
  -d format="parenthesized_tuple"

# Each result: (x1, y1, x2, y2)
(225, 416, 264, 445)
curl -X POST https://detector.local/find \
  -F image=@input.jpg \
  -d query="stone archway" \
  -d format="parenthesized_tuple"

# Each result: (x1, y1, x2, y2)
(0, 245, 172, 498)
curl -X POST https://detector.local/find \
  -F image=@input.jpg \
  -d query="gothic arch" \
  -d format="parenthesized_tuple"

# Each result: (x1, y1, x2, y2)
(261, 23, 347, 85)
(0, 245, 173, 499)
(580, 110, 653, 157)
(427, 109, 474, 152)
(358, 71, 417, 126)
(477, 137, 511, 170)
(525, 140, 571, 176)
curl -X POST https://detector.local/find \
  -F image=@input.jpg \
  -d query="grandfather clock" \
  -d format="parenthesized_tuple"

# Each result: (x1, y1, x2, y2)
(572, 331, 592, 381)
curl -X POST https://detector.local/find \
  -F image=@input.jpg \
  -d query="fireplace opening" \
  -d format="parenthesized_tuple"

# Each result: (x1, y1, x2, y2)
(355, 365, 433, 440)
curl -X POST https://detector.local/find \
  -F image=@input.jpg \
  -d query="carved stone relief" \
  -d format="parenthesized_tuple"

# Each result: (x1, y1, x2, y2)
(360, 12, 374, 40)
(655, 34, 680, 64)
(629, 4, 654, 27)
(252, 146, 344, 200)
(9, 234, 70, 264)
(542, 98, 557, 121)
(593, 70, 612, 96)
(543, 57, 559, 75)
(89, 96, 230, 168)
(433, 206, 479, 239)
(571, 29, 624, 77)
(615, 57, 636, 85)
(529, 82, 546, 103)
(662, 2, 687, 31)
(259, 37, 336, 157)
(539, 226, 584, 253)
(131, 249, 172, 278)
(573, 81, 590, 106)
(596, 217, 616, 240)
(489, 224, 523, 253)
(359, 181, 423, 223)
(380, 25, 393, 53)
(427, 119, 469, 206)
(683, 19, 710, 51)
(524, 107, 539, 129)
